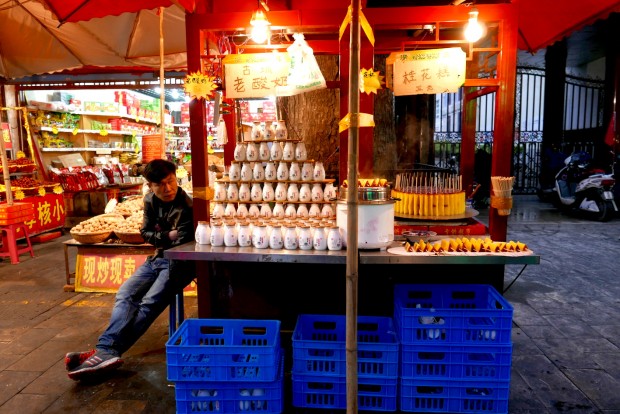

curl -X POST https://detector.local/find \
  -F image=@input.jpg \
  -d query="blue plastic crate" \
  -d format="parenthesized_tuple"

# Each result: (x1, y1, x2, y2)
(401, 343, 512, 380)
(292, 373, 398, 411)
(394, 284, 513, 345)
(174, 355, 284, 414)
(166, 318, 281, 382)
(292, 314, 399, 378)
(400, 378, 510, 413)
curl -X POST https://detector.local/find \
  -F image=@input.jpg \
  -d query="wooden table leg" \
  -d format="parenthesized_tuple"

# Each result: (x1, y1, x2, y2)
(63, 243, 75, 292)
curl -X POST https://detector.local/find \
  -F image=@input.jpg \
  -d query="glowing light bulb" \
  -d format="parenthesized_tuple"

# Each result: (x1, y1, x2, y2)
(464, 7, 484, 43)
(250, 8, 271, 44)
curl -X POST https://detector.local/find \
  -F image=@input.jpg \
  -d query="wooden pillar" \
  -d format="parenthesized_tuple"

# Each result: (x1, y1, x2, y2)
(489, 11, 518, 241)
(539, 39, 567, 188)
(461, 61, 480, 199)
(185, 14, 211, 317)
(339, 25, 374, 181)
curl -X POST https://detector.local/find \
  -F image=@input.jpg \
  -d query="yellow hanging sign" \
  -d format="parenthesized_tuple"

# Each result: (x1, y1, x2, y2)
(339, 5, 375, 46)
(184, 72, 219, 100)
(338, 112, 375, 133)
(360, 68, 385, 94)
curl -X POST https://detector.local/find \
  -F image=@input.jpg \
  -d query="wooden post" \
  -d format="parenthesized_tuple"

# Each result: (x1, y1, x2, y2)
(346, 1, 361, 413)
(159, 7, 167, 158)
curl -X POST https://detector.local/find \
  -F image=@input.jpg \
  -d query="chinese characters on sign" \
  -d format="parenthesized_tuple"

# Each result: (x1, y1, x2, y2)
(76, 253, 146, 292)
(223, 53, 290, 99)
(1, 122, 11, 149)
(389, 47, 466, 96)
(20, 193, 65, 235)
(74, 250, 198, 295)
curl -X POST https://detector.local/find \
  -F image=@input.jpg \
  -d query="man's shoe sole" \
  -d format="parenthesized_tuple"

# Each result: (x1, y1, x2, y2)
(67, 358, 123, 381)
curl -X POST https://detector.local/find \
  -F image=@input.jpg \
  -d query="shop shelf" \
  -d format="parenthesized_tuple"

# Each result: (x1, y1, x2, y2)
(166, 318, 281, 382)
(394, 284, 513, 345)
(292, 314, 399, 378)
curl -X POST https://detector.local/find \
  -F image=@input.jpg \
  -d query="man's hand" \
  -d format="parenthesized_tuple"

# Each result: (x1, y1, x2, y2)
(168, 229, 179, 241)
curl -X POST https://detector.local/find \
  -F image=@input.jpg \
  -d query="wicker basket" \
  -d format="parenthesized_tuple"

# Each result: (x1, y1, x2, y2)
(70, 230, 113, 244)
(114, 231, 145, 244)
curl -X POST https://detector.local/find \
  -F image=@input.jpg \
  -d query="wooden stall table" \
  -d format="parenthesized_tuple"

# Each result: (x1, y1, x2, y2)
(164, 242, 540, 330)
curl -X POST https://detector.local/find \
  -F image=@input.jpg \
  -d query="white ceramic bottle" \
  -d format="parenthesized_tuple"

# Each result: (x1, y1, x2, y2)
(270, 141, 283, 161)
(295, 141, 307, 161)
(289, 162, 301, 181)
(313, 161, 326, 181)
(195, 221, 211, 245)
(275, 120, 288, 140)
(298, 225, 313, 250)
(233, 143, 246, 162)
(252, 223, 269, 249)
(237, 222, 252, 247)
(313, 225, 327, 250)
(223, 221, 238, 247)
(275, 181, 288, 202)
(240, 162, 252, 182)
(251, 182, 263, 202)
(238, 182, 251, 202)
(212, 202, 225, 219)
(210, 221, 224, 246)
(246, 141, 258, 161)
(327, 225, 342, 250)
(229, 162, 241, 181)
(262, 182, 275, 202)
(282, 141, 295, 161)
(287, 182, 299, 202)
(252, 162, 265, 181)
(264, 161, 277, 181)
(258, 141, 270, 161)
(251, 121, 263, 141)
(311, 183, 324, 202)
(269, 223, 284, 249)
(284, 224, 298, 249)
(299, 183, 312, 202)
(226, 183, 239, 202)
(301, 162, 314, 181)
(276, 161, 289, 181)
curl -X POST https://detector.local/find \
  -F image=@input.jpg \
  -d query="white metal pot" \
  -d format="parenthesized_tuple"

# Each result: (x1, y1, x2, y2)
(336, 201, 394, 250)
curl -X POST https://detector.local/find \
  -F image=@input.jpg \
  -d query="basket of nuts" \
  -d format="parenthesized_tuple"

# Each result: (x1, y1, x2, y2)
(70, 213, 125, 244)
(113, 213, 145, 244)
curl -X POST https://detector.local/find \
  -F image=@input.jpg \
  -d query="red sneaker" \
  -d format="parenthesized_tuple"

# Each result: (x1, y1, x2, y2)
(64, 349, 96, 371)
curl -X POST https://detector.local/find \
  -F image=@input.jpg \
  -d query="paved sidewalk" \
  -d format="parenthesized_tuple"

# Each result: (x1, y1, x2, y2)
(0, 195, 618, 413)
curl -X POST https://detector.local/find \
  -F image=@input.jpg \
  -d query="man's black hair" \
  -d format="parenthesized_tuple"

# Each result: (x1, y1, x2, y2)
(143, 159, 177, 183)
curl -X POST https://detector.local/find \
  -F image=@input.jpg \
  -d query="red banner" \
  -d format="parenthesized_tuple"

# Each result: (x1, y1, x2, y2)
(3, 192, 66, 236)
(1, 122, 12, 149)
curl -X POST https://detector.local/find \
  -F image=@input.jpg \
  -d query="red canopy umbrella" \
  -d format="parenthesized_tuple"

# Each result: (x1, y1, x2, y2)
(40, 0, 195, 23)
(516, 0, 620, 53)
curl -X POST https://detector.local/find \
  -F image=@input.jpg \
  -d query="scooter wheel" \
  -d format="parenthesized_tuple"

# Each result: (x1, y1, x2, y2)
(593, 199, 615, 222)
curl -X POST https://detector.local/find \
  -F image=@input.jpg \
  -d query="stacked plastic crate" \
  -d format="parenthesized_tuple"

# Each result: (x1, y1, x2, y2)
(166, 318, 283, 414)
(291, 314, 399, 411)
(394, 284, 514, 414)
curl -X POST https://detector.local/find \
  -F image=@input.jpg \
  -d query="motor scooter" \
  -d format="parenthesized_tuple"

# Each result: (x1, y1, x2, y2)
(554, 152, 618, 221)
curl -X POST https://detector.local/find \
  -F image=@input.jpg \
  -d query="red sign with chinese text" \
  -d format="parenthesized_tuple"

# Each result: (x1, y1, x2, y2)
(75, 250, 197, 295)
(1, 122, 12, 149)
(2, 192, 66, 236)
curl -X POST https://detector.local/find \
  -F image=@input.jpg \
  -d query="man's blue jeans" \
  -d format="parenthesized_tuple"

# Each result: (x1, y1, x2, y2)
(97, 257, 193, 356)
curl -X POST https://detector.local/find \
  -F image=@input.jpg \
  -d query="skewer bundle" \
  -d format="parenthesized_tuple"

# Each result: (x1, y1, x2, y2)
(392, 172, 465, 217)
(490, 176, 514, 215)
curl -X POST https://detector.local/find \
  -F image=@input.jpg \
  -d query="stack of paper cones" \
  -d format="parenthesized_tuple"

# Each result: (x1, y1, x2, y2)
(491, 176, 514, 216)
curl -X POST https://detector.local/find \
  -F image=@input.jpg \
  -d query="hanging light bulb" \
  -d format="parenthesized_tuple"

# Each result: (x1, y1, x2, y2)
(250, 6, 271, 44)
(464, 7, 484, 43)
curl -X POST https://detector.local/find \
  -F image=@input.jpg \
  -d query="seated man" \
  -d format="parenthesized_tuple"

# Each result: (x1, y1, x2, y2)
(65, 159, 195, 381)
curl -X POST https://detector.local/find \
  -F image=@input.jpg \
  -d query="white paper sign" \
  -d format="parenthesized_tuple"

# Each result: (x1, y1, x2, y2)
(223, 53, 290, 99)
(392, 47, 466, 96)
